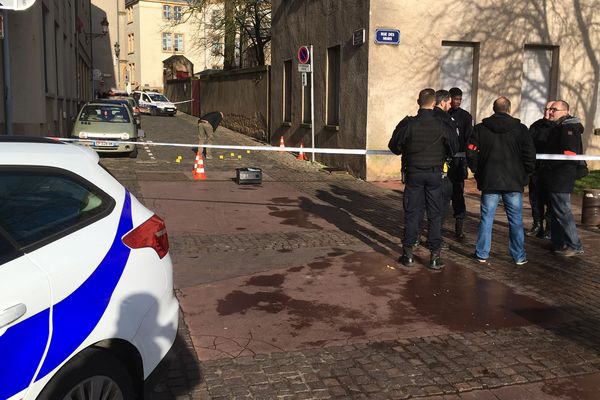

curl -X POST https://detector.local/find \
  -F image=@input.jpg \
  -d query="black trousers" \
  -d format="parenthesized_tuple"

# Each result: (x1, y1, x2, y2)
(449, 159, 467, 219)
(528, 171, 550, 223)
(403, 168, 443, 252)
(418, 175, 452, 235)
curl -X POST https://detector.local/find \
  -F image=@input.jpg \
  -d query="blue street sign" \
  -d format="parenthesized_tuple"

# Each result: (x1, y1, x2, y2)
(374, 29, 400, 45)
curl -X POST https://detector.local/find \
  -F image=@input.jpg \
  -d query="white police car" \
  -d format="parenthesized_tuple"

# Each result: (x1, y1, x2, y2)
(0, 137, 179, 399)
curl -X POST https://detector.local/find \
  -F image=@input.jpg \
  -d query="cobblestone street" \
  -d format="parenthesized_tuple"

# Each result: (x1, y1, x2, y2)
(100, 113, 600, 399)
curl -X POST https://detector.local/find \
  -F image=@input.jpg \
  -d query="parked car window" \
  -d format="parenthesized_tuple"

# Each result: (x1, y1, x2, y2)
(142, 94, 151, 102)
(0, 169, 114, 249)
(148, 94, 169, 102)
(79, 105, 131, 123)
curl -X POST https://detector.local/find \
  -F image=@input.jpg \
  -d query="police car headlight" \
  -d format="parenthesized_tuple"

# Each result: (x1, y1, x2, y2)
(79, 132, 88, 139)
(120, 133, 130, 140)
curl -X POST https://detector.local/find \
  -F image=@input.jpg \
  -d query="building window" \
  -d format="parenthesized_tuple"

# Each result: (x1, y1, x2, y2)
(162, 32, 173, 51)
(174, 33, 184, 52)
(326, 45, 341, 126)
(128, 33, 134, 54)
(128, 63, 136, 84)
(162, 5, 171, 19)
(173, 6, 182, 21)
(283, 60, 292, 123)
(520, 45, 559, 127)
(440, 41, 480, 119)
(126, 6, 133, 23)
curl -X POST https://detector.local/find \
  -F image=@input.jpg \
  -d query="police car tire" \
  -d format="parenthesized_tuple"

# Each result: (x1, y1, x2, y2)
(37, 347, 136, 400)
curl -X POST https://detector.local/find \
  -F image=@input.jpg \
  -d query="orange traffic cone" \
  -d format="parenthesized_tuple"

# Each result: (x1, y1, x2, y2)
(192, 151, 206, 180)
(279, 136, 285, 151)
(297, 142, 308, 161)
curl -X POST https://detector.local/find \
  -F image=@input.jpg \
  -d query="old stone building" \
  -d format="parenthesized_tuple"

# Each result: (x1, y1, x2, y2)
(271, 0, 600, 180)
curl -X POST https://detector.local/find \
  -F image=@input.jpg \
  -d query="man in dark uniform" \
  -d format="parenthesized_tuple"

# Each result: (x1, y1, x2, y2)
(414, 90, 459, 250)
(198, 111, 224, 159)
(527, 101, 555, 238)
(448, 87, 473, 239)
(538, 100, 584, 256)
(434, 90, 460, 247)
(390, 88, 455, 270)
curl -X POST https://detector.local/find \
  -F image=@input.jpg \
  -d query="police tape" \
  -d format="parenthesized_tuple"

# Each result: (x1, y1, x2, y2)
(50, 138, 600, 160)
(171, 99, 195, 105)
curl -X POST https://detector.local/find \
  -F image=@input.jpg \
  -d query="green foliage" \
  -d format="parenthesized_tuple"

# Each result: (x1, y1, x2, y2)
(574, 170, 600, 195)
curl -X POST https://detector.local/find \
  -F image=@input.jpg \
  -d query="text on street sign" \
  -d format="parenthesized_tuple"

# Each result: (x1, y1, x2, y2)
(374, 28, 400, 45)
(298, 64, 312, 73)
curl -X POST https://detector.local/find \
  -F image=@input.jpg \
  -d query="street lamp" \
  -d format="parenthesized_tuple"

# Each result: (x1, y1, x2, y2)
(88, 17, 109, 98)
(114, 42, 120, 89)
(85, 16, 109, 39)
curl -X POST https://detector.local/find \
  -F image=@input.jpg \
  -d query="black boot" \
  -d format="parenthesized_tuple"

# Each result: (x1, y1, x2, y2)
(399, 246, 414, 266)
(526, 221, 542, 237)
(455, 218, 465, 239)
(429, 250, 445, 270)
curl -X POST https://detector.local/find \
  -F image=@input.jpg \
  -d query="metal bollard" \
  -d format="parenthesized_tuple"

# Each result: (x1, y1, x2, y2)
(581, 189, 600, 227)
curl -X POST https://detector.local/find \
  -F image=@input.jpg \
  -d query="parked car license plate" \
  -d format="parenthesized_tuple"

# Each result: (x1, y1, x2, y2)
(94, 140, 117, 147)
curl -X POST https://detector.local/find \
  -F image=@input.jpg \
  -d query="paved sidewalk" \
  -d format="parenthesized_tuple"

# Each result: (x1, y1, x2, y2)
(102, 114, 600, 399)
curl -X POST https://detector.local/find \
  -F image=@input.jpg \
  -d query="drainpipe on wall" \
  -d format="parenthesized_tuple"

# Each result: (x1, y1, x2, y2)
(3, 10, 13, 135)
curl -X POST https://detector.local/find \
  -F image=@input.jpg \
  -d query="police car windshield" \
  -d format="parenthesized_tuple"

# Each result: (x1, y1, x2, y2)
(79, 105, 131, 123)
(148, 94, 169, 102)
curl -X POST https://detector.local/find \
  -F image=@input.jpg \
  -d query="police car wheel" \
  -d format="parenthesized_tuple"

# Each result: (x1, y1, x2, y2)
(37, 347, 136, 400)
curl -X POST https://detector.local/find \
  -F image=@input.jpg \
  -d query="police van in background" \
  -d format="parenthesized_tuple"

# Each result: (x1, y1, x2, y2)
(0, 137, 179, 400)
(132, 91, 177, 116)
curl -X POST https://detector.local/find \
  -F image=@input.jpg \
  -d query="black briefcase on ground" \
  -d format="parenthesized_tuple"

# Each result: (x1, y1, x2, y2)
(236, 167, 262, 184)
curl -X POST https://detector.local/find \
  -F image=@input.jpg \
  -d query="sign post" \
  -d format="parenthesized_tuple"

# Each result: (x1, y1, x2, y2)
(298, 45, 315, 162)
(310, 45, 315, 162)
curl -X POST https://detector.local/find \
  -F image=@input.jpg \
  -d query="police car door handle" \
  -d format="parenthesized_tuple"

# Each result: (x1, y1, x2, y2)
(0, 303, 27, 328)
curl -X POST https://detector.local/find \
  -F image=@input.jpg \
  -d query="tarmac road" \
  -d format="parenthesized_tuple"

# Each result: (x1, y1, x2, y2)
(100, 113, 600, 399)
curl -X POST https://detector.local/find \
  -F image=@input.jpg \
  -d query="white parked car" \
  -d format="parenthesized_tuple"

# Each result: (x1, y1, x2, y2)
(0, 137, 179, 400)
(132, 91, 177, 116)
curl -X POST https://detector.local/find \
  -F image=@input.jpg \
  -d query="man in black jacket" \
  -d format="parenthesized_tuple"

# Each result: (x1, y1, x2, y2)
(538, 100, 584, 256)
(467, 97, 536, 265)
(448, 87, 473, 239)
(527, 102, 554, 238)
(391, 88, 455, 270)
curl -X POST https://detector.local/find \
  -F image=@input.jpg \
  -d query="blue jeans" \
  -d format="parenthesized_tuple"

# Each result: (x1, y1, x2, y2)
(475, 191, 526, 262)
(548, 192, 582, 251)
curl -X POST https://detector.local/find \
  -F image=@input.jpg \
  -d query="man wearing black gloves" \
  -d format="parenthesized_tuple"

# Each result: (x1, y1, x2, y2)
(448, 87, 473, 239)
(527, 101, 554, 238)
(467, 97, 536, 265)
(390, 88, 455, 270)
(538, 101, 584, 256)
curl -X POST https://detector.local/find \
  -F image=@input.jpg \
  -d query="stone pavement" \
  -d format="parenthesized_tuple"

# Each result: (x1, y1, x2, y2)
(100, 114, 600, 399)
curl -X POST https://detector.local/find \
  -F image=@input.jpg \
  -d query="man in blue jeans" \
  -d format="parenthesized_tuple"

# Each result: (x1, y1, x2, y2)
(538, 100, 585, 256)
(467, 97, 536, 265)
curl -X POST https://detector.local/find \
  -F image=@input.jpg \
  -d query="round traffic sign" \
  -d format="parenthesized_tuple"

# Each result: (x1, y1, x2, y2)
(298, 46, 310, 64)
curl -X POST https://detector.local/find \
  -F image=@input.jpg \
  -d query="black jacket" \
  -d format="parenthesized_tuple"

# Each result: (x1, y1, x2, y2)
(448, 107, 473, 152)
(390, 108, 455, 168)
(467, 113, 536, 192)
(199, 111, 222, 131)
(433, 107, 460, 157)
(529, 118, 554, 154)
(539, 116, 584, 193)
